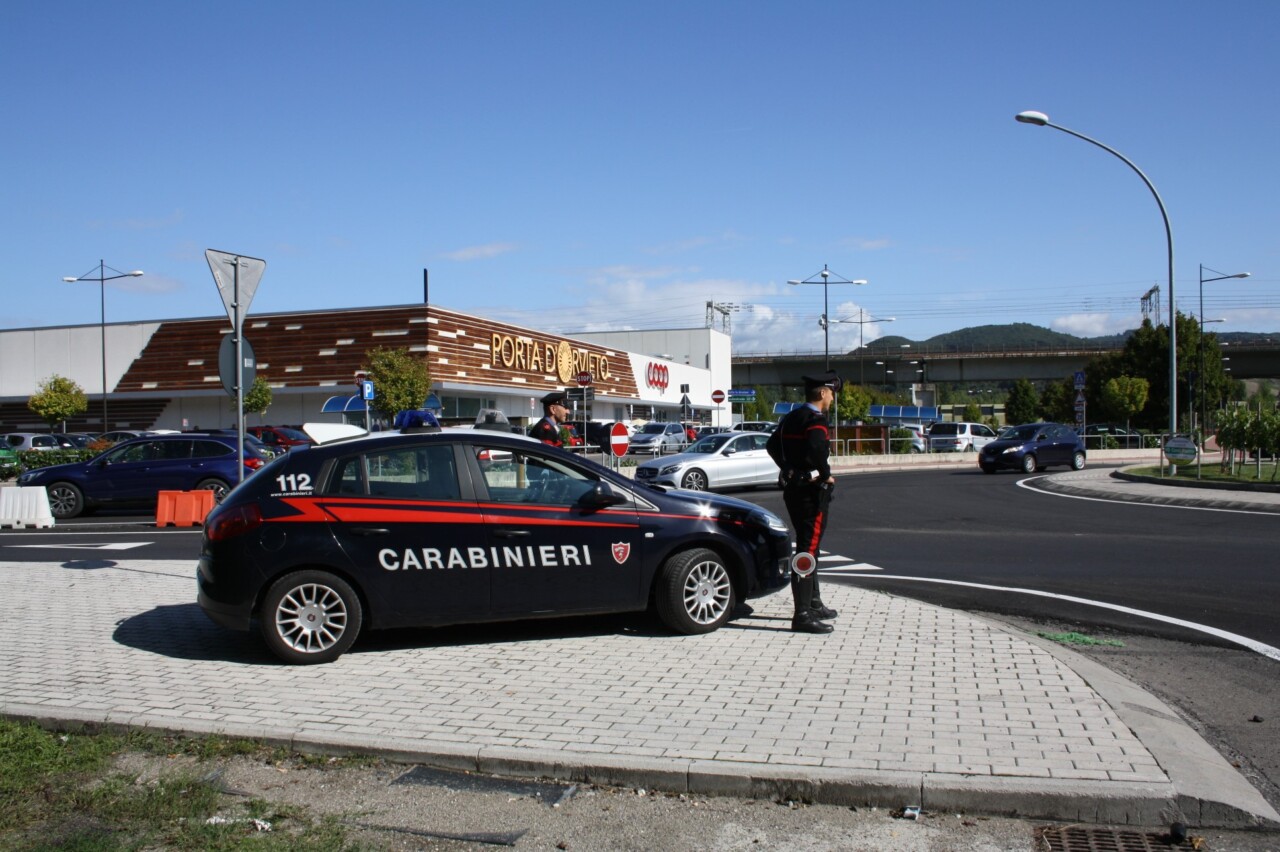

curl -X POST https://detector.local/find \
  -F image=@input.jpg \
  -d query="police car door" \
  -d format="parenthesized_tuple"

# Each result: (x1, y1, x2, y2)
(327, 442, 489, 622)
(469, 443, 642, 616)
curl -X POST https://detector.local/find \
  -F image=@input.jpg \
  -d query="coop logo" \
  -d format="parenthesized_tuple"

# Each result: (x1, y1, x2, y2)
(646, 363, 670, 392)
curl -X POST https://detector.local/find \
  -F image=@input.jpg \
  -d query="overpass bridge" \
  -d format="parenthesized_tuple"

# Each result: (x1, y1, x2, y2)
(732, 340, 1280, 391)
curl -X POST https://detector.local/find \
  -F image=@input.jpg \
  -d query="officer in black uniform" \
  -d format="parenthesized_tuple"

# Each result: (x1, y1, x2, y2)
(766, 371, 841, 634)
(529, 391, 569, 446)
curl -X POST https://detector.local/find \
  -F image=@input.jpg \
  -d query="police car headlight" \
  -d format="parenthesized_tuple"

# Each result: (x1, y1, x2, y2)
(659, 464, 682, 476)
(750, 508, 789, 532)
(17, 470, 41, 485)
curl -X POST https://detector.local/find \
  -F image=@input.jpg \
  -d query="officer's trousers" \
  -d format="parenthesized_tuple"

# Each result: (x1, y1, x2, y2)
(783, 482, 832, 613)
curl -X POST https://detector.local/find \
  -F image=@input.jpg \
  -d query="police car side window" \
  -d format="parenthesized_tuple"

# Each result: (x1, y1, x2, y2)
(474, 446, 593, 506)
(362, 445, 461, 501)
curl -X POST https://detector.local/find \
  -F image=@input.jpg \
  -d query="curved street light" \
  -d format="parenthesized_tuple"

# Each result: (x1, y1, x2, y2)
(1016, 110, 1178, 452)
(1197, 265, 1250, 478)
(787, 265, 868, 371)
(62, 260, 144, 430)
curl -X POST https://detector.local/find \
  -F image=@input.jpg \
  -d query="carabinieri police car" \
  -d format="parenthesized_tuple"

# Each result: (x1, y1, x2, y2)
(197, 422, 792, 664)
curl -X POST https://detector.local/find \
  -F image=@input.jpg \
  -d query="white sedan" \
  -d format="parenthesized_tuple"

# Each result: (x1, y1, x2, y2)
(634, 431, 778, 492)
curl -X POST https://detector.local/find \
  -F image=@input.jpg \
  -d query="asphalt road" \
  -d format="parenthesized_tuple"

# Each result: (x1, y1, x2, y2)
(747, 465, 1280, 814)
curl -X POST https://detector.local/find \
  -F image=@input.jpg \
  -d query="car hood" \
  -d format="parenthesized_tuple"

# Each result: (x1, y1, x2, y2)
(636, 450, 712, 469)
(658, 486, 773, 516)
(982, 438, 1035, 452)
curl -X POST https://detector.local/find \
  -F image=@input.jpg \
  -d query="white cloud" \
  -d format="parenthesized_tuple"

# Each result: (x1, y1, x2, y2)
(442, 242, 518, 261)
(1050, 312, 1139, 337)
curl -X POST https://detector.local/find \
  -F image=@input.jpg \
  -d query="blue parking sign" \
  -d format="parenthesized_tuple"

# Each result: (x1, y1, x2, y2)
(361, 380, 375, 400)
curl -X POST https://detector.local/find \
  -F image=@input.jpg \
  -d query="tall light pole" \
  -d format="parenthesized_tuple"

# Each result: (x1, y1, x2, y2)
(62, 260, 144, 431)
(830, 310, 895, 386)
(787, 265, 868, 371)
(1198, 264, 1249, 478)
(1015, 110, 1177, 451)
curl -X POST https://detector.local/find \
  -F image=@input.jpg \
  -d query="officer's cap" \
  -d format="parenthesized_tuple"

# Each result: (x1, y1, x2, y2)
(802, 371, 842, 393)
(540, 390, 569, 407)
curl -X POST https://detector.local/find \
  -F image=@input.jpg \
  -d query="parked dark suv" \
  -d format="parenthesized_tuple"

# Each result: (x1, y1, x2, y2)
(16, 433, 270, 518)
(978, 422, 1086, 474)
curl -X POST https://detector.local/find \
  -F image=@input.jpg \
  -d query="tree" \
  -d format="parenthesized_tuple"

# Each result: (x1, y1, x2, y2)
(837, 384, 872, 425)
(28, 375, 88, 430)
(743, 385, 780, 422)
(962, 402, 982, 423)
(244, 376, 273, 423)
(1039, 378, 1075, 423)
(1101, 376, 1148, 432)
(364, 347, 432, 423)
(1004, 379, 1039, 426)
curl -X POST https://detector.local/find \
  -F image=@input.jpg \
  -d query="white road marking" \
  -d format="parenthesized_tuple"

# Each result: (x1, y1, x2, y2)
(832, 572, 1280, 663)
(818, 563, 882, 572)
(8, 542, 153, 551)
(1016, 476, 1280, 516)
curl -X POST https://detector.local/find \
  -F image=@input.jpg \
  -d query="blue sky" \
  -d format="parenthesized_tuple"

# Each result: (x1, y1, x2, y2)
(4, 1, 1277, 356)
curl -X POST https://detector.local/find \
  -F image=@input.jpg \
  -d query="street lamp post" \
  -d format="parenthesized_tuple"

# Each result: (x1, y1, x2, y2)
(829, 310, 895, 387)
(1016, 110, 1178, 461)
(1198, 264, 1250, 479)
(787, 265, 868, 371)
(62, 260, 144, 430)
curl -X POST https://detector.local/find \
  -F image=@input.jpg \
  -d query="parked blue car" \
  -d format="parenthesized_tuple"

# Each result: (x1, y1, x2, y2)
(978, 422, 1086, 474)
(16, 433, 269, 518)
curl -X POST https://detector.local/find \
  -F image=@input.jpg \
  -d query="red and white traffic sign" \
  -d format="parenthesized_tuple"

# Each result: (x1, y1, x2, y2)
(576, 371, 593, 387)
(711, 389, 726, 404)
(609, 421, 630, 457)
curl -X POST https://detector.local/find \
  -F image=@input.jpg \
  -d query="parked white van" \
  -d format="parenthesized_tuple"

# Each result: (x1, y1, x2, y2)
(928, 421, 997, 452)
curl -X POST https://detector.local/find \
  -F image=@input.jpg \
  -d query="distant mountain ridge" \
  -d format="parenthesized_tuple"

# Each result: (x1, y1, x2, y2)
(863, 323, 1276, 352)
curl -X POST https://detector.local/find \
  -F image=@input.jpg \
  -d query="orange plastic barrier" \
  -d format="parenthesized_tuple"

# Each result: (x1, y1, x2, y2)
(155, 490, 216, 527)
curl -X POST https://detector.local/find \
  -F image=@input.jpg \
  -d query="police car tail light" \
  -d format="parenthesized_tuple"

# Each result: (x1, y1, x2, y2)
(206, 503, 264, 542)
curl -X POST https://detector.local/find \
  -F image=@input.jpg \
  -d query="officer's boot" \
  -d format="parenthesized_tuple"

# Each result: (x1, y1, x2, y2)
(810, 573, 838, 620)
(791, 574, 833, 634)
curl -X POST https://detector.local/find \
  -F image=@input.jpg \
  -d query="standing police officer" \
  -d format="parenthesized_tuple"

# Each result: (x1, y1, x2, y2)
(529, 390, 570, 446)
(766, 371, 841, 634)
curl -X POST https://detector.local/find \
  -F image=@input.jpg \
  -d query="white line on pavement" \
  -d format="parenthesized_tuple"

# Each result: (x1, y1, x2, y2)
(825, 570, 1280, 662)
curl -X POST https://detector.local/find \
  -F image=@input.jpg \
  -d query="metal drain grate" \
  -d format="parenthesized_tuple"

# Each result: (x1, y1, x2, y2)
(1035, 825, 1192, 851)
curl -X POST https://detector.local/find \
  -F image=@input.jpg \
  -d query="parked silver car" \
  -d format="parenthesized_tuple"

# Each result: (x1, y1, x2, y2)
(3, 432, 74, 451)
(634, 432, 778, 491)
(627, 422, 688, 455)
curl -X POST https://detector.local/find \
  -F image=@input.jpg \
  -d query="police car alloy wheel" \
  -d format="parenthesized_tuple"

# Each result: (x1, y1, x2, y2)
(260, 570, 364, 665)
(655, 548, 734, 634)
(680, 468, 708, 491)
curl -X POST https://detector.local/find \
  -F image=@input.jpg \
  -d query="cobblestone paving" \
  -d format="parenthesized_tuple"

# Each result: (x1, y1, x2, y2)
(0, 559, 1166, 784)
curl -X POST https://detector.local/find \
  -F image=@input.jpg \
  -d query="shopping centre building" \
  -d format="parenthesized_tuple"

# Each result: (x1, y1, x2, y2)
(0, 304, 731, 435)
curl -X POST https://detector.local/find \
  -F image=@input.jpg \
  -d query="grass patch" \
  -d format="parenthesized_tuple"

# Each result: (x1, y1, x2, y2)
(1037, 631, 1124, 647)
(1128, 463, 1280, 485)
(0, 720, 368, 850)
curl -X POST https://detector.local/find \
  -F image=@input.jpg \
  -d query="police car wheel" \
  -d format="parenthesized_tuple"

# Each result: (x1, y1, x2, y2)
(680, 469, 708, 491)
(259, 570, 363, 664)
(655, 548, 734, 635)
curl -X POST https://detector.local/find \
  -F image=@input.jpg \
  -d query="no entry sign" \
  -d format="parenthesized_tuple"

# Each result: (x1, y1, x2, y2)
(610, 421, 630, 457)
(711, 389, 726, 404)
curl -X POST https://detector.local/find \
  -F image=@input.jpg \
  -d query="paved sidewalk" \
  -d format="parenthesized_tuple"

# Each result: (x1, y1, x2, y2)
(1027, 466, 1280, 514)
(1, 556, 1276, 827)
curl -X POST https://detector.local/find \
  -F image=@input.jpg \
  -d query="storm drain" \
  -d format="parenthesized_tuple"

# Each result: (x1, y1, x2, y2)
(1035, 825, 1194, 851)
(391, 764, 579, 808)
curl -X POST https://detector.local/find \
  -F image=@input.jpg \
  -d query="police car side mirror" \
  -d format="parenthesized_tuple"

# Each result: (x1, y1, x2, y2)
(579, 483, 626, 511)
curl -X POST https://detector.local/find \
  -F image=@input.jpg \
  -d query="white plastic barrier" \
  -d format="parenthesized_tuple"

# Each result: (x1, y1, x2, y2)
(0, 486, 56, 529)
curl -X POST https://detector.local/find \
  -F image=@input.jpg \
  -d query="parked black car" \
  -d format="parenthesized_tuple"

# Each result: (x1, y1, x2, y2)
(978, 422, 1086, 474)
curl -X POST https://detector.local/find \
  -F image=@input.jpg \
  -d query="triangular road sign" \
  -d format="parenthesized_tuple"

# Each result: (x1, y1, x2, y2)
(206, 249, 265, 329)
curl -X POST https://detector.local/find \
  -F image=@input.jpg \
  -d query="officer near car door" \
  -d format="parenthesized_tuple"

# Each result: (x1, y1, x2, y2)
(766, 371, 841, 634)
(529, 391, 569, 446)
